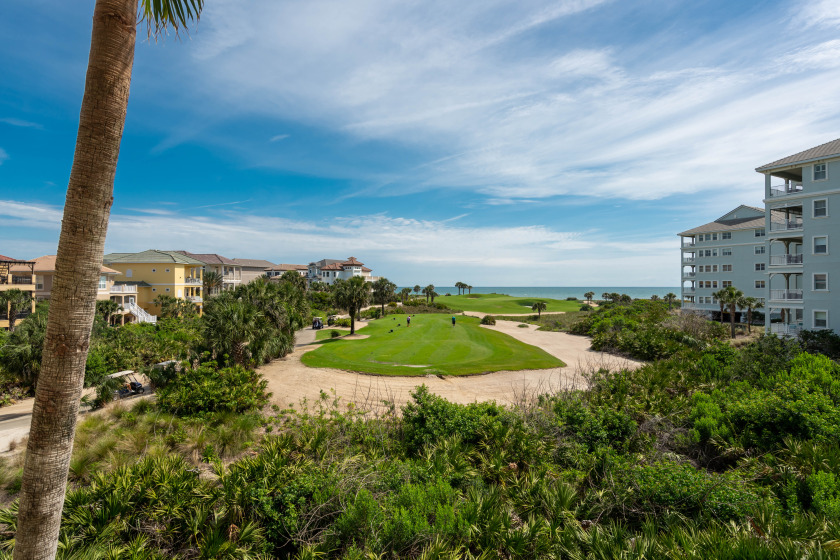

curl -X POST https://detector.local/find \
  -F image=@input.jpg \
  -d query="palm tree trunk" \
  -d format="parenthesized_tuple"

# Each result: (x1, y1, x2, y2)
(730, 304, 736, 338)
(14, 1, 138, 557)
(350, 306, 356, 335)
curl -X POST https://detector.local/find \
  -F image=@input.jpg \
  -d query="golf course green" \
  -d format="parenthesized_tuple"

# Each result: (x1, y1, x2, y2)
(302, 314, 564, 376)
(443, 293, 579, 315)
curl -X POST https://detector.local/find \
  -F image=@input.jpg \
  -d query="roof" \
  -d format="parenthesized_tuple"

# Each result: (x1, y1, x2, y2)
(362, 267, 372, 272)
(173, 251, 238, 265)
(341, 256, 364, 266)
(11, 255, 118, 274)
(104, 250, 206, 265)
(266, 263, 308, 271)
(321, 263, 343, 271)
(308, 259, 343, 268)
(757, 137, 840, 172)
(232, 258, 277, 268)
(0, 254, 33, 264)
(114, 280, 152, 287)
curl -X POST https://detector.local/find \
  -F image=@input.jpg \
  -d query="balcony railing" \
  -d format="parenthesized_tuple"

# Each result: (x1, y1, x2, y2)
(682, 302, 696, 309)
(683, 288, 695, 294)
(187, 296, 203, 303)
(682, 241, 696, 248)
(111, 285, 137, 293)
(683, 272, 696, 278)
(770, 254, 803, 266)
(682, 257, 695, 263)
(770, 289, 803, 301)
(769, 184, 803, 197)
(769, 323, 802, 336)
(184, 278, 202, 285)
(12, 276, 33, 285)
(222, 274, 241, 282)
(770, 219, 803, 232)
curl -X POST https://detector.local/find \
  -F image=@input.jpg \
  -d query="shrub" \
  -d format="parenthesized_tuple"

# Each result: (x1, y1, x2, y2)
(579, 304, 593, 311)
(565, 297, 578, 301)
(330, 330, 341, 339)
(554, 395, 638, 452)
(333, 318, 351, 328)
(480, 315, 496, 325)
(157, 361, 270, 416)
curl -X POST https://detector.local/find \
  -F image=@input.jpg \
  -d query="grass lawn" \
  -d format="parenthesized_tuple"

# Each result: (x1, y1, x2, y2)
(301, 314, 564, 376)
(315, 328, 351, 341)
(442, 293, 580, 314)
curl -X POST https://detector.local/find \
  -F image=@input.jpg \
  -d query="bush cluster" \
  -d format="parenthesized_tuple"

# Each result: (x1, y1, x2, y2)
(156, 360, 270, 416)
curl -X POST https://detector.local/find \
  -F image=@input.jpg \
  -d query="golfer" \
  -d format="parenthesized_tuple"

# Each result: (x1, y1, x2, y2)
(407, 315, 411, 327)
(451, 316, 456, 327)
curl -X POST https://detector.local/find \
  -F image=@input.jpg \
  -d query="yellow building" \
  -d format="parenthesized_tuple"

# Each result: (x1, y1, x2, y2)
(0, 254, 36, 330)
(104, 250, 204, 316)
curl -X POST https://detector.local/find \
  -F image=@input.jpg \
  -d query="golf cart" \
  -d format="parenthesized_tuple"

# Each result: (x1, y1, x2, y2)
(108, 370, 145, 399)
(312, 317, 324, 330)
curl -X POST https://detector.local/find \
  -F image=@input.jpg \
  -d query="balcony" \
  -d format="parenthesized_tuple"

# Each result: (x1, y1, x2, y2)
(769, 323, 802, 337)
(11, 275, 34, 285)
(682, 241, 696, 248)
(683, 288, 695, 294)
(769, 184, 803, 198)
(184, 278, 202, 285)
(682, 302, 696, 309)
(222, 274, 241, 283)
(111, 284, 137, 293)
(187, 296, 203, 303)
(770, 254, 803, 266)
(770, 289, 803, 301)
(682, 271, 696, 278)
(770, 219, 803, 232)
(682, 257, 696, 264)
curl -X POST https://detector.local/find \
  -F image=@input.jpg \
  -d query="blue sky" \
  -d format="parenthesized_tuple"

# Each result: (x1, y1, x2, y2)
(1, 0, 839, 286)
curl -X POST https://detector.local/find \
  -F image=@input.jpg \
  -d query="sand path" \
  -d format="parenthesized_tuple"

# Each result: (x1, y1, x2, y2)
(260, 322, 640, 413)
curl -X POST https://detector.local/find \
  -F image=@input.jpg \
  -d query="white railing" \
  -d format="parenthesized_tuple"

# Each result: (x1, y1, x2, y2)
(769, 323, 802, 336)
(770, 289, 803, 301)
(184, 278, 202, 284)
(683, 288, 695, 294)
(683, 272, 696, 278)
(222, 274, 241, 282)
(770, 219, 803, 232)
(187, 296, 203, 303)
(683, 257, 695, 263)
(682, 302, 696, 309)
(770, 254, 803, 266)
(111, 284, 137, 293)
(769, 184, 803, 197)
(682, 241, 696, 248)
(125, 301, 157, 324)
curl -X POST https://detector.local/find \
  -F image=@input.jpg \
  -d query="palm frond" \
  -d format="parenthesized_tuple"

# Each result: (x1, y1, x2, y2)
(140, 0, 204, 37)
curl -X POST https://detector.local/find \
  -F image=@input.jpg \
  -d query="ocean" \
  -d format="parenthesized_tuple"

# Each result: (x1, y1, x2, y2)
(400, 287, 681, 300)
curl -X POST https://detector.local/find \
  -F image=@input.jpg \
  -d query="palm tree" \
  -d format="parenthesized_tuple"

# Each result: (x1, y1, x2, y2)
(718, 285, 744, 338)
(332, 277, 371, 335)
(0, 288, 34, 332)
(601, 292, 611, 302)
(584, 291, 595, 304)
(15, 3, 204, 555)
(95, 299, 121, 325)
(202, 270, 223, 297)
(203, 294, 264, 366)
(650, 294, 660, 301)
(413, 285, 421, 296)
(712, 289, 726, 324)
(737, 295, 763, 334)
(399, 287, 412, 303)
(153, 294, 181, 318)
(424, 284, 435, 304)
(372, 277, 396, 316)
(532, 301, 547, 317)
(664, 293, 678, 311)
(466, 285, 473, 294)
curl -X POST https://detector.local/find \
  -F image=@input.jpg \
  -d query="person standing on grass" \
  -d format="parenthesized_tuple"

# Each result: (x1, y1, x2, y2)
(451, 316, 456, 327)
(407, 315, 411, 327)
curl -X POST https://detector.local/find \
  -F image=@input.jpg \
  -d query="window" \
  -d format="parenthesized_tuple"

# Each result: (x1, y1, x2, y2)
(814, 163, 827, 181)
(722, 281, 732, 288)
(755, 228, 765, 237)
(755, 263, 765, 271)
(711, 233, 718, 241)
(722, 248, 732, 256)
(165, 288, 170, 292)
(814, 199, 827, 218)
(712, 281, 718, 289)
(814, 311, 828, 328)
(722, 264, 732, 272)
(98, 275, 107, 290)
(152, 268, 156, 273)
(152, 288, 157, 292)
(126, 269, 133, 278)
(722, 232, 732, 240)
(165, 268, 170, 272)
(755, 280, 766, 289)
(814, 236, 828, 254)
(755, 245, 766, 255)
(814, 273, 828, 291)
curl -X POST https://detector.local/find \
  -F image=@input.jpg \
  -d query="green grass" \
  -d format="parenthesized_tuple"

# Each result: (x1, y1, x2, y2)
(442, 293, 579, 314)
(301, 314, 564, 376)
(315, 328, 350, 341)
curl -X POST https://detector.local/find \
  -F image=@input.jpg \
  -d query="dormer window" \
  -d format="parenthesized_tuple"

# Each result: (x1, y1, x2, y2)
(814, 163, 827, 182)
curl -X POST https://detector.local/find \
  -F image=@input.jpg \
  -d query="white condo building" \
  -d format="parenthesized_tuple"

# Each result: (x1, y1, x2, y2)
(679, 205, 769, 318)
(757, 138, 840, 336)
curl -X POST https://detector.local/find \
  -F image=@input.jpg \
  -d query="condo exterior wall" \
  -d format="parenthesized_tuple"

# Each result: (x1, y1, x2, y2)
(761, 150, 840, 334)
(104, 258, 204, 316)
(679, 206, 768, 317)
(0, 256, 36, 330)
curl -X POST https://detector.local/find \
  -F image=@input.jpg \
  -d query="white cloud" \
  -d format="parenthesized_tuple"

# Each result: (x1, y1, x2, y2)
(0, 199, 678, 285)
(0, 118, 42, 129)
(163, 0, 840, 203)
(269, 134, 289, 142)
(795, 0, 840, 29)
(0, 148, 7, 165)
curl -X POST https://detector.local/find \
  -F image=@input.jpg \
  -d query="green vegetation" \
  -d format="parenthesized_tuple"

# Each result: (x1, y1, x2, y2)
(302, 314, 563, 375)
(445, 293, 579, 314)
(4, 333, 840, 557)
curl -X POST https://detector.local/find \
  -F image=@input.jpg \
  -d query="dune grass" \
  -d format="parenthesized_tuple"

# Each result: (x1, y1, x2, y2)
(443, 293, 579, 314)
(301, 313, 564, 376)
